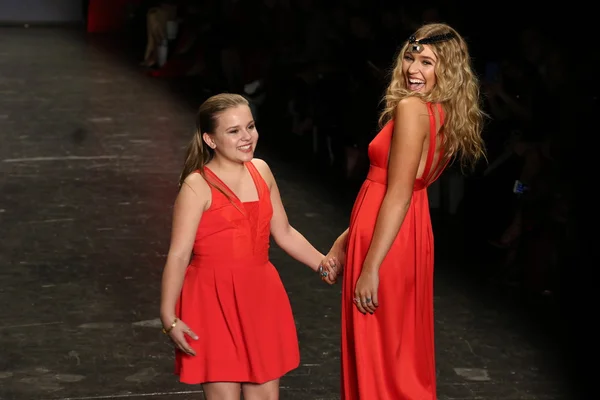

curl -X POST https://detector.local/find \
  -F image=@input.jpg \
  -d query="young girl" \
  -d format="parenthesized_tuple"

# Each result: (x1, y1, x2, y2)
(160, 93, 338, 399)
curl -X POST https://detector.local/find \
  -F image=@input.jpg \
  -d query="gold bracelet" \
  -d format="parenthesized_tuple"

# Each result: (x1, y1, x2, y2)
(162, 317, 178, 334)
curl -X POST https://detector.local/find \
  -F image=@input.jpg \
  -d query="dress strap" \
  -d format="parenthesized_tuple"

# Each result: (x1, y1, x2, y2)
(420, 102, 438, 181)
(245, 161, 268, 199)
(428, 104, 448, 184)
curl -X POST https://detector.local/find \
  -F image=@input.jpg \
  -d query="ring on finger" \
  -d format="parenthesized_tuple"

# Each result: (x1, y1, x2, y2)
(365, 298, 371, 304)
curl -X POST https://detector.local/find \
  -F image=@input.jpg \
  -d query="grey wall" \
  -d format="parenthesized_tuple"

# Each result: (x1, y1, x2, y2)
(0, 0, 83, 24)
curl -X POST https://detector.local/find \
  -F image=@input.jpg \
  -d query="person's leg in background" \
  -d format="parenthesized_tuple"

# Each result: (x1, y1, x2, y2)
(141, 4, 178, 67)
(141, 7, 166, 66)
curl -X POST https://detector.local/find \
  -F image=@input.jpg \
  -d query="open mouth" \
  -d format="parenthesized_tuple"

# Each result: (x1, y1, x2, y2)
(238, 144, 253, 153)
(408, 78, 425, 91)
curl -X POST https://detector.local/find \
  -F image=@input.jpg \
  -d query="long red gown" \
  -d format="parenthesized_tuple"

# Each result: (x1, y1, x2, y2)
(341, 102, 446, 399)
(174, 161, 299, 384)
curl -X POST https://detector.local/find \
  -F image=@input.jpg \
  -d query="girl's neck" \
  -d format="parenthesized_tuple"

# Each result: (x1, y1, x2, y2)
(206, 157, 246, 176)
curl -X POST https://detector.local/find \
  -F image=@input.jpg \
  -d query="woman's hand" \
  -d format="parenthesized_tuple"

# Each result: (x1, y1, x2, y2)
(353, 270, 379, 314)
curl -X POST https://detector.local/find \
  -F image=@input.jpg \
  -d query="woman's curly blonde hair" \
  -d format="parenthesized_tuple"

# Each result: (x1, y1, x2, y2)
(379, 23, 486, 170)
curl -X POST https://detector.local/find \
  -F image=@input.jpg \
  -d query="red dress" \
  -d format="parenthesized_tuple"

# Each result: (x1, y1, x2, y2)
(341, 103, 447, 399)
(175, 161, 299, 384)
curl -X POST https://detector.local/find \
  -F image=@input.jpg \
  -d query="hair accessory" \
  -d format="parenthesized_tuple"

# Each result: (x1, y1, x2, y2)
(408, 32, 457, 53)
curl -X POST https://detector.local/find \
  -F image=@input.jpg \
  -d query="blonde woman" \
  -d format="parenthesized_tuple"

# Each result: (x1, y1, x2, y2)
(325, 23, 486, 399)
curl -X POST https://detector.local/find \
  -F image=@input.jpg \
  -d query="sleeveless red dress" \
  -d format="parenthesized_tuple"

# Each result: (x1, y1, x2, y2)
(174, 161, 299, 384)
(341, 103, 446, 399)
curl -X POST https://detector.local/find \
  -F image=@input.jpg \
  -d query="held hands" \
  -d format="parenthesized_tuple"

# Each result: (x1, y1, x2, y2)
(162, 317, 198, 356)
(318, 242, 346, 285)
(318, 256, 340, 285)
(353, 268, 379, 314)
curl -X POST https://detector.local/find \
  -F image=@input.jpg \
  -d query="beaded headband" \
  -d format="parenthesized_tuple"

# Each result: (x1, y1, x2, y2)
(407, 32, 457, 53)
